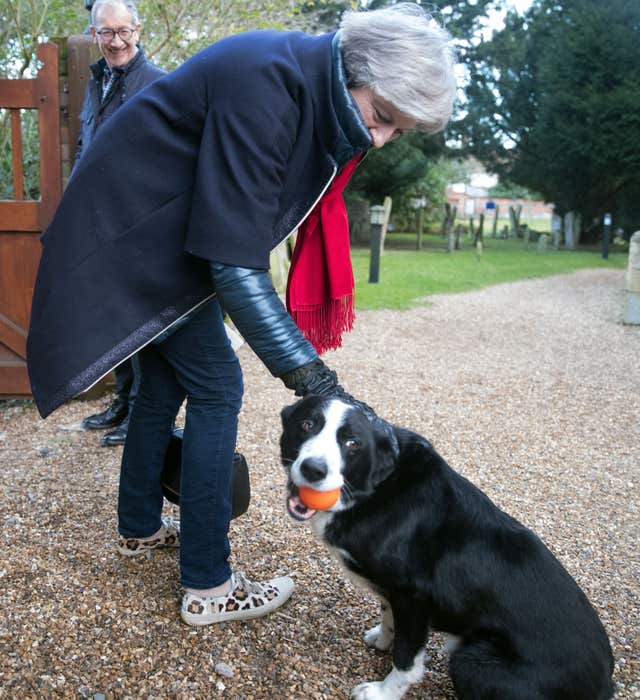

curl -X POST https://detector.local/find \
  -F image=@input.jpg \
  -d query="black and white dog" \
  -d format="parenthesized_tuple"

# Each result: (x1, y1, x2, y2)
(281, 396, 614, 700)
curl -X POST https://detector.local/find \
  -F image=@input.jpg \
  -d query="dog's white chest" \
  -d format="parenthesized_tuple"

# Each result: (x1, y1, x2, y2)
(310, 512, 374, 594)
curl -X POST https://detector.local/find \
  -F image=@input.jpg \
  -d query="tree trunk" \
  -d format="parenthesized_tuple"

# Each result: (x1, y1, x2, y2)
(444, 204, 457, 251)
(491, 204, 499, 238)
(564, 211, 579, 250)
(380, 196, 392, 253)
(551, 212, 562, 249)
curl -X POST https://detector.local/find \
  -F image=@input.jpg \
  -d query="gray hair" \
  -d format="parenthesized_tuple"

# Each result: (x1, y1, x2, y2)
(91, 0, 140, 26)
(339, 3, 457, 133)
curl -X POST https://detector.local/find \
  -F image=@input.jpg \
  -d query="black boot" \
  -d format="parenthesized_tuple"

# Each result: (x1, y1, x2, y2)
(101, 416, 129, 446)
(82, 397, 128, 430)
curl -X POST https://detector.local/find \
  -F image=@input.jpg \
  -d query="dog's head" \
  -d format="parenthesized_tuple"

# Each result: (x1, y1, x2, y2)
(280, 396, 400, 521)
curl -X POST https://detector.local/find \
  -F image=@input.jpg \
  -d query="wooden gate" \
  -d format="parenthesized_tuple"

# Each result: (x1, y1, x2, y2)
(0, 43, 61, 397)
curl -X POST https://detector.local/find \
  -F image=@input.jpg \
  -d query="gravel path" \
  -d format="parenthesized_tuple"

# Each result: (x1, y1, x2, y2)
(1, 268, 638, 699)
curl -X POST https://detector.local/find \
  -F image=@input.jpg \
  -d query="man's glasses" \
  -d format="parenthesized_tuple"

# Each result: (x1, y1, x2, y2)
(96, 27, 137, 42)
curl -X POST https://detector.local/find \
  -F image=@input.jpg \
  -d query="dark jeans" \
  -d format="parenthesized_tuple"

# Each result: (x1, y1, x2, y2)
(113, 354, 141, 415)
(118, 299, 243, 589)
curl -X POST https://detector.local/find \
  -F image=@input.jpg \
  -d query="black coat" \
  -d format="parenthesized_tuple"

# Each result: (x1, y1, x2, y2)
(75, 48, 165, 163)
(27, 30, 370, 417)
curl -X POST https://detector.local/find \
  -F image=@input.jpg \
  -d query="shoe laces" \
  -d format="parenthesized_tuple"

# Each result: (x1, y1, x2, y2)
(161, 516, 179, 533)
(232, 571, 266, 595)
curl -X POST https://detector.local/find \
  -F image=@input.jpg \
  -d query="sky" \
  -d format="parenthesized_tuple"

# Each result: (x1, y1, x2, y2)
(482, 0, 534, 37)
(509, 0, 534, 12)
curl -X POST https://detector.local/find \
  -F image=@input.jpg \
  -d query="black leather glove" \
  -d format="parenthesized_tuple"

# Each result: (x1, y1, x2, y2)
(280, 358, 341, 397)
(280, 358, 378, 420)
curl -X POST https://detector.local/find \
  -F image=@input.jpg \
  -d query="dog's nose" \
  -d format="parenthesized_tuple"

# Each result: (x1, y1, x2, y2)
(300, 457, 328, 483)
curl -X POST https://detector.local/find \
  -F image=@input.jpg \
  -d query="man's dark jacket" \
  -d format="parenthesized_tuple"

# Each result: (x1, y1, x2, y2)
(76, 48, 165, 163)
(27, 30, 370, 417)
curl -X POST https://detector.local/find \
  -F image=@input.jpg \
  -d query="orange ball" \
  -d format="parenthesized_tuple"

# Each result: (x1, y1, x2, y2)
(298, 486, 341, 510)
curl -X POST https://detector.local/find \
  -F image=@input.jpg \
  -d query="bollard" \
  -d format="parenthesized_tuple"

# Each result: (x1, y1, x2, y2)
(603, 213, 611, 259)
(623, 231, 640, 324)
(369, 205, 385, 283)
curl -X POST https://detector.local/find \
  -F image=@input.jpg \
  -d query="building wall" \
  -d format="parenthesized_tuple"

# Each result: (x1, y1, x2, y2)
(446, 188, 554, 223)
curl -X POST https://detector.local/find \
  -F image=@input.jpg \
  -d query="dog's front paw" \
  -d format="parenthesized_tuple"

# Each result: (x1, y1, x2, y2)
(364, 623, 394, 651)
(351, 681, 386, 700)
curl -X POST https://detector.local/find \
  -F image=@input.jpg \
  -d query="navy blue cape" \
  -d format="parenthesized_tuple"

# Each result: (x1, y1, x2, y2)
(27, 30, 358, 417)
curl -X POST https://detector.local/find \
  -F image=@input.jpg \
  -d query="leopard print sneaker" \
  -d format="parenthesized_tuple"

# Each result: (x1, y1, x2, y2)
(117, 516, 180, 557)
(181, 571, 294, 626)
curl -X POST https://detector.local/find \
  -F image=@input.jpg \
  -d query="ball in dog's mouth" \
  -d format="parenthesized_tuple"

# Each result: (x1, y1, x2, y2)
(286, 484, 317, 521)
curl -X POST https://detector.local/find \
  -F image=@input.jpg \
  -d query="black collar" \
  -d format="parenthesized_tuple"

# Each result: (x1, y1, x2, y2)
(330, 32, 372, 165)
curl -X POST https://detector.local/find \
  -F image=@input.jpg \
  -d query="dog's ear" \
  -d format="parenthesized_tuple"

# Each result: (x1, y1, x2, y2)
(368, 419, 402, 486)
(394, 427, 434, 464)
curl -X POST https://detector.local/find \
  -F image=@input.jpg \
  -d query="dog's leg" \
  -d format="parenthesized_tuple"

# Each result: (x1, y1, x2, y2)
(364, 599, 394, 651)
(352, 598, 428, 700)
(351, 649, 424, 700)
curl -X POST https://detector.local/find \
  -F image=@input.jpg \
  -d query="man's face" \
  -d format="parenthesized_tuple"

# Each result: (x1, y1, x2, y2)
(91, 4, 140, 68)
(350, 87, 417, 149)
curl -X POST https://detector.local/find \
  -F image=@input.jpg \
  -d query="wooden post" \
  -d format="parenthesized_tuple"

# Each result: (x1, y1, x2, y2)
(492, 204, 499, 238)
(417, 206, 425, 251)
(475, 213, 484, 256)
(445, 206, 457, 252)
(441, 203, 452, 238)
(66, 34, 100, 175)
(36, 43, 62, 228)
(508, 204, 522, 239)
(454, 224, 464, 251)
(380, 196, 392, 254)
(269, 232, 297, 295)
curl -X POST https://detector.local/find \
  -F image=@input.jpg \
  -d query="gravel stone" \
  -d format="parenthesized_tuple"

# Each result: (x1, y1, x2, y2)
(0, 269, 638, 698)
(214, 662, 235, 678)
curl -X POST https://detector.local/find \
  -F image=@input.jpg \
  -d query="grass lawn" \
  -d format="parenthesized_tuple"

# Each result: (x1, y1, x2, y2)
(352, 232, 627, 310)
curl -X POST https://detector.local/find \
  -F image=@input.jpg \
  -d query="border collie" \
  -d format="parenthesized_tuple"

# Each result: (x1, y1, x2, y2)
(280, 396, 613, 700)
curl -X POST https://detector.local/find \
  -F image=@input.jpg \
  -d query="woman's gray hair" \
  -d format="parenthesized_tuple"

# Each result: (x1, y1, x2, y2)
(91, 0, 140, 26)
(339, 3, 457, 133)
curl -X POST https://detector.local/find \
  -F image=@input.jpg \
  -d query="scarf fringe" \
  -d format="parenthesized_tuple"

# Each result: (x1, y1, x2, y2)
(290, 295, 355, 354)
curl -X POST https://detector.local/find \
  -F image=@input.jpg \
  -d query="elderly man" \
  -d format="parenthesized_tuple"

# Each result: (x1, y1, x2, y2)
(28, 4, 456, 625)
(78, 0, 165, 446)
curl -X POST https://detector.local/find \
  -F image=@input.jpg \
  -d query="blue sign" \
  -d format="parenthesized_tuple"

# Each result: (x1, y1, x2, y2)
(486, 201, 496, 210)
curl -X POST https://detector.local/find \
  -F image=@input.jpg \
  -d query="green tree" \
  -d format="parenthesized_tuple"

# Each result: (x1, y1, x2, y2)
(461, 0, 640, 240)
(0, 0, 85, 79)
(1, 1, 88, 198)
(345, 0, 497, 207)
(350, 132, 444, 202)
(489, 181, 542, 200)
(1, 0, 495, 204)
(0, 0, 351, 198)
(137, 0, 356, 69)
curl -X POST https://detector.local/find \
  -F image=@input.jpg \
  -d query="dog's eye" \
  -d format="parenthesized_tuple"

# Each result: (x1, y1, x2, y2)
(301, 420, 314, 432)
(344, 438, 360, 450)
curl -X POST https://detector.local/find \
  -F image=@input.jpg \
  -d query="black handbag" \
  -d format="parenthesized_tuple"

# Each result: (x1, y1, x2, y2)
(161, 428, 251, 519)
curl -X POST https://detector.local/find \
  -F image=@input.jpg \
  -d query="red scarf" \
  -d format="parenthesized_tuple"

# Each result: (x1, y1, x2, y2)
(286, 156, 362, 354)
